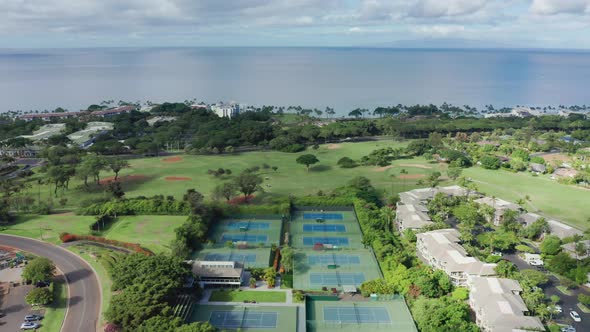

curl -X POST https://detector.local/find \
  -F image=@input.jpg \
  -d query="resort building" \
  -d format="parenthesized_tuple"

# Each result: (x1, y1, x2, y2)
(468, 276, 544, 332)
(561, 240, 590, 260)
(91, 105, 137, 117)
(396, 186, 474, 232)
(416, 229, 497, 287)
(191, 261, 244, 288)
(19, 111, 81, 122)
(519, 212, 583, 239)
(212, 103, 240, 119)
(474, 197, 522, 226)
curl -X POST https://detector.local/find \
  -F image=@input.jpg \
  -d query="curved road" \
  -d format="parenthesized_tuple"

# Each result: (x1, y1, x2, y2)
(0, 235, 100, 332)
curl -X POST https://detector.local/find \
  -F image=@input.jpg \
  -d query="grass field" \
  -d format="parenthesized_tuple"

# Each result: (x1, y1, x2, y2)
(209, 290, 286, 303)
(30, 141, 444, 207)
(100, 215, 186, 253)
(39, 278, 67, 332)
(463, 167, 590, 229)
(0, 215, 185, 253)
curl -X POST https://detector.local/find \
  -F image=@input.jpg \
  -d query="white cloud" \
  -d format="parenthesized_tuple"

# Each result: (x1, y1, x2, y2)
(412, 24, 466, 37)
(409, 0, 488, 18)
(530, 0, 590, 15)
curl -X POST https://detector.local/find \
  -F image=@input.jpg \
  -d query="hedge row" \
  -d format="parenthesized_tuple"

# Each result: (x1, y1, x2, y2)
(292, 196, 355, 207)
(59, 233, 154, 256)
(79, 198, 190, 216)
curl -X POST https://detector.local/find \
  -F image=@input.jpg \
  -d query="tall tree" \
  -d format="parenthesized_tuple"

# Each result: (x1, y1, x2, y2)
(233, 171, 263, 201)
(280, 246, 294, 272)
(296, 154, 319, 172)
(108, 158, 130, 181)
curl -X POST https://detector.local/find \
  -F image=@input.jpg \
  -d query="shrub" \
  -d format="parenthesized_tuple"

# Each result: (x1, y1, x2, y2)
(515, 244, 534, 253)
(58, 233, 154, 255)
(578, 294, 590, 306)
(337, 157, 358, 168)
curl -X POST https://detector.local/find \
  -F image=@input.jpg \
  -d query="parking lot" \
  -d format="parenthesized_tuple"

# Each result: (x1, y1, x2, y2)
(504, 253, 590, 331)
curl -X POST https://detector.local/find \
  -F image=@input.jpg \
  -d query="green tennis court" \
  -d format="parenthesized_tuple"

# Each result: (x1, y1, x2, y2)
(293, 249, 382, 290)
(191, 305, 298, 332)
(192, 247, 271, 268)
(306, 297, 417, 332)
(208, 216, 282, 248)
(291, 208, 381, 290)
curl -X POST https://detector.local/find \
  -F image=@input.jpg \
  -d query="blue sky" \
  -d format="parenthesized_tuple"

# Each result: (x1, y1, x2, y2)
(1, 0, 590, 48)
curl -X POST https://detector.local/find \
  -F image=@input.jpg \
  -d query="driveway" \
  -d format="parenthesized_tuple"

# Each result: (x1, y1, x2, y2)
(504, 253, 590, 331)
(0, 235, 101, 332)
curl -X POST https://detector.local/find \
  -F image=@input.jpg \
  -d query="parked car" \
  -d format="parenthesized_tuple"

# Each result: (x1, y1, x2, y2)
(530, 260, 544, 266)
(570, 310, 581, 322)
(491, 251, 503, 256)
(560, 326, 576, 332)
(548, 305, 563, 314)
(20, 322, 39, 330)
(24, 314, 43, 321)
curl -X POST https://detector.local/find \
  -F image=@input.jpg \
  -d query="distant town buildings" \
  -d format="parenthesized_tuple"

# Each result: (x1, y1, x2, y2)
(211, 102, 240, 119)
(17, 105, 137, 122)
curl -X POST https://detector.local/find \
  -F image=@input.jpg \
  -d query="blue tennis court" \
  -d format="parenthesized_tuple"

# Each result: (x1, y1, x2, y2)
(323, 306, 391, 324)
(221, 234, 268, 243)
(225, 221, 270, 230)
(309, 272, 365, 286)
(304, 213, 343, 220)
(204, 253, 257, 263)
(209, 311, 278, 329)
(303, 224, 346, 232)
(308, 255, 360, 265)
(303, 237, 349, 246)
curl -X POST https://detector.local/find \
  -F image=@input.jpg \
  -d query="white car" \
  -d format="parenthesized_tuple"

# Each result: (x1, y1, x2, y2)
(570, 310, 581, 322)
(548, 305, 563, 314)
(560, 326, 576, 332)
(20, 322, 39, 330)
(529, 260, 544, 266)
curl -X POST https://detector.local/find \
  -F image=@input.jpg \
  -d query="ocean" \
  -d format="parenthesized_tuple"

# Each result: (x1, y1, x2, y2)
(0, 47, 589, 114)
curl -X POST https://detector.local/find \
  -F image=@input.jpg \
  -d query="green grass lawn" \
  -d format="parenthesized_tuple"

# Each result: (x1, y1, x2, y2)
(463, 167, 590, 229)
(28, 141, 446, 208)
(209, 290, 286, 303)
(0, 214, 96, 244)
(100, 215, 186, 253)
(1, 215, 185, 253)
(39, 278, 67, 332)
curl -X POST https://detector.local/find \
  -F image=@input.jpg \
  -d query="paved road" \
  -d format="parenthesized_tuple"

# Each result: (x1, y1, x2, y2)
(0, 235, 101, 332)
(504, 253, 590, 331)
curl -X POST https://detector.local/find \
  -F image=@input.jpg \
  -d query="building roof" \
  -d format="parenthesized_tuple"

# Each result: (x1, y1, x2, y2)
(518, 213, 542, 227)
(397, 204, 432, 229)
(561, 240, 590, 259)
(19, 111, 81, 119)
(192, 261, 243, 278)
(553, 168, 579, 178)
(529, 163, 546, 173)
(417, 229, 497, 276)
(547, 219, 583, 239)
(469, 276, 544, 332)
(91, 105, 136, 116)
(475, 197, 521, 212)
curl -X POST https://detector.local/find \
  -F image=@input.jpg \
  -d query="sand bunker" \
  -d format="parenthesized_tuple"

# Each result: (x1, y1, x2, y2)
(374, 165, 394, 172)
(326, 144, 341, 150)
(398, 163, 432, 169)
(399, 174, 426, 180)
